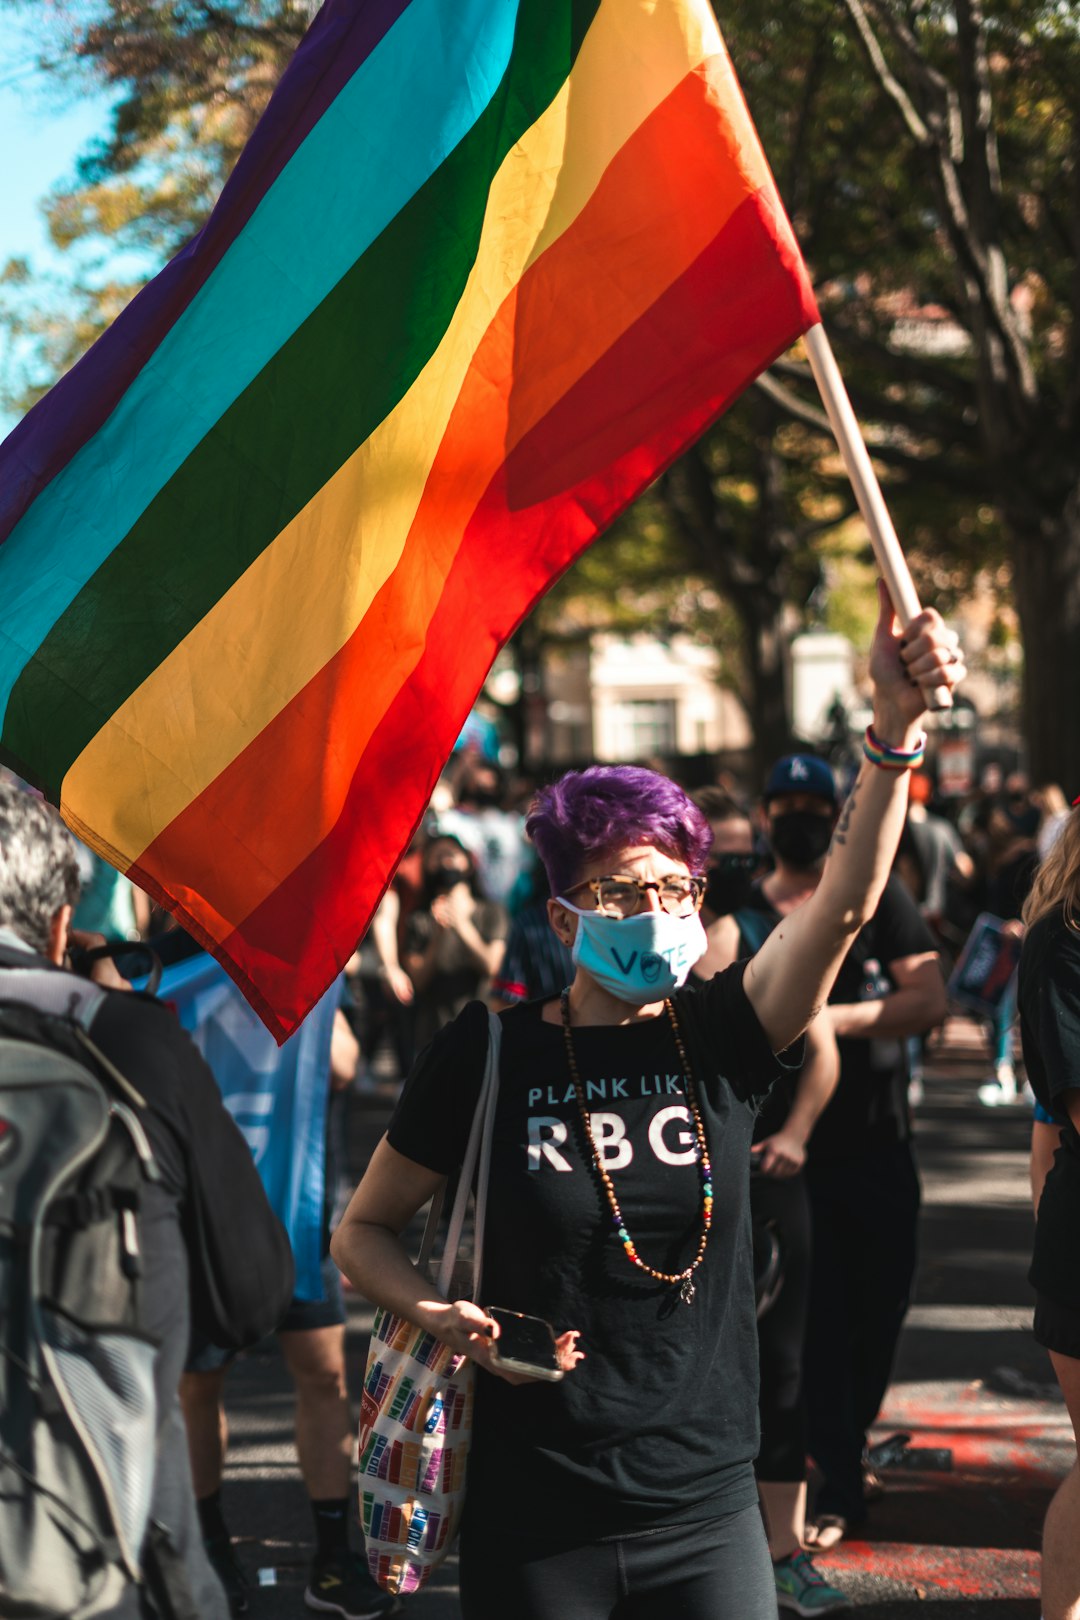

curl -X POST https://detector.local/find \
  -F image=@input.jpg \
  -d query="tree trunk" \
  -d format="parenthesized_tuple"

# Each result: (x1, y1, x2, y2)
(1010, 488, 1080, 787)
(733, 594, 793, 784)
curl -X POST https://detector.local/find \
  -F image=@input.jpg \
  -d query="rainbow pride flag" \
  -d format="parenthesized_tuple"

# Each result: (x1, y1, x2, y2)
(0, 0, 818, 1039)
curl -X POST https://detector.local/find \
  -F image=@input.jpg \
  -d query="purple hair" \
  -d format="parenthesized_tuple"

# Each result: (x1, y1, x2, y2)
(526, 766, 713, 898)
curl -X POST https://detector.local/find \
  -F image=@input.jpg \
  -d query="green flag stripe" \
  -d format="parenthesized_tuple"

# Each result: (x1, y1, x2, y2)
(4, 0, 601, 797)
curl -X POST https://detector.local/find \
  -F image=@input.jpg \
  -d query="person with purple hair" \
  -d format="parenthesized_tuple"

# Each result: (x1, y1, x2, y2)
(332, 584, 965, 1620)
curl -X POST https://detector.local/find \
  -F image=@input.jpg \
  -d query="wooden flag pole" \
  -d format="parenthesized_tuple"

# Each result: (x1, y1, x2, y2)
(803, 322, 953, 713)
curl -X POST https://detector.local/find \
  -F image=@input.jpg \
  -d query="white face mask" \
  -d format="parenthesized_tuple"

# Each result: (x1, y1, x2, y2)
(557, 900, 708, 1005)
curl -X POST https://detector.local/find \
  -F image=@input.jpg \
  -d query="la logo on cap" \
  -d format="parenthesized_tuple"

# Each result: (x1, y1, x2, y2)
(789, 759, 810, 781)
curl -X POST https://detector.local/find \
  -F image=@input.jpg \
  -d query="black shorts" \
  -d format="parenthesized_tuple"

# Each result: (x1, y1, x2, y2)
(1034, 1292, 1080, 1360)
(278, 1259, 346, 1333)
(186, 1256, 345, 1372)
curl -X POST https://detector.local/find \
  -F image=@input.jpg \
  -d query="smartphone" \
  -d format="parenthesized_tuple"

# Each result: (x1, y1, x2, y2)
(485, 1307, 564, 1382)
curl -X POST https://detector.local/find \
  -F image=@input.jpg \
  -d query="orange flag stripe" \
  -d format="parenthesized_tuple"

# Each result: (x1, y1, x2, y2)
(129, 62, 770, 935)
(203, 194, 816, 1033)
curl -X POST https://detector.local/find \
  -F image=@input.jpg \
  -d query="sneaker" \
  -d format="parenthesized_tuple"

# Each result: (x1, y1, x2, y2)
(774, 1550, 851, 1615)
(304, 1552, 400, 1619)
(204, 1536, 249, 1617)
(977, 1078, 1021, 1107)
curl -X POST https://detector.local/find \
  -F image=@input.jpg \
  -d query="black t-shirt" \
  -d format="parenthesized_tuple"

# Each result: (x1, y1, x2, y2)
(387, 964, 801, 1544)
(1019, 908, 1080, 1309)
(735, 875, 936, 1160)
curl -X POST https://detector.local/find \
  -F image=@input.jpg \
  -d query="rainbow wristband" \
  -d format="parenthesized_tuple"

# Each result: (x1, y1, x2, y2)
(863, 724, 927, 771)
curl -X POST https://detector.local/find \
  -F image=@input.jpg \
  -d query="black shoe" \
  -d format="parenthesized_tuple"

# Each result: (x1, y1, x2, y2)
(204, 1535, 249, 1617)
(304, 1552, 399, 1619)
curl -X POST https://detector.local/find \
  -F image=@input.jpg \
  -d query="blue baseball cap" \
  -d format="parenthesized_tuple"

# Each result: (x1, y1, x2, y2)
(764, 754, 837, 808)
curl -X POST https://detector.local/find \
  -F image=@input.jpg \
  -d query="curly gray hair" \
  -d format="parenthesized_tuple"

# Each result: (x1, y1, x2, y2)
(0, 779, 81, 954)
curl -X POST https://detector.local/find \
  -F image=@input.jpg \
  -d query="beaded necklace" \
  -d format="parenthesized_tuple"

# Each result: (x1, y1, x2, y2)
(559, 988, 713, 1305)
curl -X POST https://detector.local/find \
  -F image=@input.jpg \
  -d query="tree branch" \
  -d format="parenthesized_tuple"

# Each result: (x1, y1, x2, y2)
(755, 369, 983, 497)
(754, 370, 835, 437)
(767, 355, 980, 448)
(796, 498, 861, 544)
(771, 341, 973, 407)
(841, 0, 1038, 420)
(841, 0, 932, 147)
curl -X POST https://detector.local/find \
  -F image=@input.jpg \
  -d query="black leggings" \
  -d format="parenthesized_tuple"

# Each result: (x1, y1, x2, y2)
(458, 1503, 775, 1620)
(803, 1140, 920, 1522)
(752, 1169, 812, 1483)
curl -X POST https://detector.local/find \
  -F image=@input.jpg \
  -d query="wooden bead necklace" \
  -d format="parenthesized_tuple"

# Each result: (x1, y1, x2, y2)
(559, 988, 713, 1305)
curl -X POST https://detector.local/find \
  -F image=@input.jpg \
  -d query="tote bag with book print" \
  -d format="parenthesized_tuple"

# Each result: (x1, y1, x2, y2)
(358, 1012, 500, 1595)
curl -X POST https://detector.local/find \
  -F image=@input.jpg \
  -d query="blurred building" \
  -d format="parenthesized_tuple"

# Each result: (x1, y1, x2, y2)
(543, 633, 751, 765)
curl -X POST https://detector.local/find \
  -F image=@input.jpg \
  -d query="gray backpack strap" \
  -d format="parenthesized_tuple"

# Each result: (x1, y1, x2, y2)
(0, 971, 147, 1109)
(0, 969, 106, 1030)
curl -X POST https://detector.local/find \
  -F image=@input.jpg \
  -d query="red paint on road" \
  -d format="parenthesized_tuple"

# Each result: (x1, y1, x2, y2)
(822, 1540, 1041, 1600)
(805, 1380, 1070, 1600)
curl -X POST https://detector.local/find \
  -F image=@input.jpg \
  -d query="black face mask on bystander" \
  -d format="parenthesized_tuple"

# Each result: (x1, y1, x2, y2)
(768, 811, 833, 870)
(703, 853, 758, 917)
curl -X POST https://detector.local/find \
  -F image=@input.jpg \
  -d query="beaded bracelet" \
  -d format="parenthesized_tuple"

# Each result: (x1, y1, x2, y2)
(863, 724, 927, 771)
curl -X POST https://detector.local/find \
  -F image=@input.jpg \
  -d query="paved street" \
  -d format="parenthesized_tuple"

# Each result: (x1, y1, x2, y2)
(220, 1017, 1065, 1618)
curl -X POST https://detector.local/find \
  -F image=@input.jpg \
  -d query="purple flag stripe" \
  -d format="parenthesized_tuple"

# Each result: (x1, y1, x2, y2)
(0, 0, 414, 545)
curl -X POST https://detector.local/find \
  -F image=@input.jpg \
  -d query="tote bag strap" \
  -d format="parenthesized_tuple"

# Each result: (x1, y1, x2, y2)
(468, 1011, 502, 1302)
(414, 1010, 502, 1300)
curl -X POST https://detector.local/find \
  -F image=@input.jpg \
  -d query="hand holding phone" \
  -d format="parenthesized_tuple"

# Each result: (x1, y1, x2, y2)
(485, 1307, 565, 1382)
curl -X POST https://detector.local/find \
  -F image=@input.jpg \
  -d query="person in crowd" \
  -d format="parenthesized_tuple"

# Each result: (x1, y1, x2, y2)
(690, 787, 762, 923)
(72, 838, 152, 939)
(692, 790, 850, 1614)
(490, 855, 574, 1008)
(347, 860, 420, 1087)
(1018, 801, 1080, 1620)
(975, 792, 1037, 1106)
(330, 586, 964, 1620)
(0, 781, 293, 1618)
(707, 750, 946, 1547)
(900, 772, 974, 941)
(1034, 784, 1071, 863)
(894, 772, 973, 1098)
(439, 754, 531, 904)
(179, 1004, 397, 1620)
(986, 783, 1039, 920)
(403, 830, 507, 1048)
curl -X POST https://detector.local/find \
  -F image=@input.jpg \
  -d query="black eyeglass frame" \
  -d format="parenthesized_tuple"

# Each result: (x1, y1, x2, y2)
(561, 873, 706, 917)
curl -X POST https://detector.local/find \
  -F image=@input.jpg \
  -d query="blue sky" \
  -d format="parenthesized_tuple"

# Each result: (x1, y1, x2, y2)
(0, 11, 118, 431)
(0, 11, 115, 273)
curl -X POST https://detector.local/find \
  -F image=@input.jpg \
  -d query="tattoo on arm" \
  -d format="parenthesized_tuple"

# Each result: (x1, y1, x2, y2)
(831, 780, 859, 849)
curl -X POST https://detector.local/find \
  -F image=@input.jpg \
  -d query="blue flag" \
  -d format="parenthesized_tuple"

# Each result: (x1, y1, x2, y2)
(156, 953, 340, 1300)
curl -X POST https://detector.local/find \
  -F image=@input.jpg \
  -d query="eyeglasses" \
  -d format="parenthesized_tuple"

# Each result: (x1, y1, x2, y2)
(563, 873, 705, 920)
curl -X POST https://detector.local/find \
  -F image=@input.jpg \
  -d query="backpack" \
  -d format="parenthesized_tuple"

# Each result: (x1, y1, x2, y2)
(0, 966, 162, 1619)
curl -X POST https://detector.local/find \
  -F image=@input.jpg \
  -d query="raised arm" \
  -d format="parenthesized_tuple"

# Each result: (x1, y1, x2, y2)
(745, 582, 964, 1052)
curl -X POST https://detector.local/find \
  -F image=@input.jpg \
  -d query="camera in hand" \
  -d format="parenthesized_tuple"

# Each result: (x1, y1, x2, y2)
(68, 937, 162, 995)
(428, 866, 470, 898)
(485, 1307, 564, 1381)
